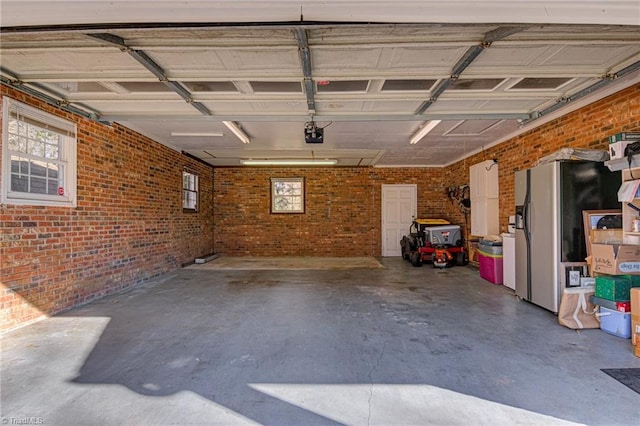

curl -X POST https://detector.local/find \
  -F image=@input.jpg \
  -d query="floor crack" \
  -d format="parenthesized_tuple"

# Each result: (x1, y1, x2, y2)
(367, 341, 387, 426)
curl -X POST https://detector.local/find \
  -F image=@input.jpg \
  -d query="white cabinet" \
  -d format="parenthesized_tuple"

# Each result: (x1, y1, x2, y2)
(470, 159, 499, 198)
(470, 160, 499, 236)
(471, 198, 499, 236)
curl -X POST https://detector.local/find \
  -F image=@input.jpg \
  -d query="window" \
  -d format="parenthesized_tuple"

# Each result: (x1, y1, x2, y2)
(271, 177, 304, 213)
(182, 171, 198, 211)
(2, 97, 77, 207)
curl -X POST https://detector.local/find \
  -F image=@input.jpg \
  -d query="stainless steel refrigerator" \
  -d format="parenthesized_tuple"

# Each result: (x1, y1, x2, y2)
(514, 161, 620, 313)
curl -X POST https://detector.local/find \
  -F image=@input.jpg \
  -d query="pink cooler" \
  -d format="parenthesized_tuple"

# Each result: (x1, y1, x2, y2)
(478, 251, 503, 285)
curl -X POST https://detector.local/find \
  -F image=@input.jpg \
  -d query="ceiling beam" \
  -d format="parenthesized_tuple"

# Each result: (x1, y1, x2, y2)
(293, 27, 316, 114)
(522, 59, 640, 125)
(415, 25, 527, 115)
(0, 72, 100, 120)
(85, 32, 213, 116)
(102, 112, 530, 122)
(483, 26, 528, 44)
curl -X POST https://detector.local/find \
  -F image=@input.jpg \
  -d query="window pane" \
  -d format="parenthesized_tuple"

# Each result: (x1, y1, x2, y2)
(275, 196, 291, 210)
(28, 140, 45, 157)
(8, 118, 18, 135)
(47, 179, 58, 195)
(45, 143, 59, 159)
(48, 164, 59, 179)
(10, 157, 21, 173)
(30, 177, 47, 194)
(27, 125, 38, 141)
(31, 161, 47, 177)
(183, 190, 197, 209)
(8, 135, 19, 151)
(45, 131, 60, 145)
(11, 175, 28, 192)
(18, 121, 27, 136)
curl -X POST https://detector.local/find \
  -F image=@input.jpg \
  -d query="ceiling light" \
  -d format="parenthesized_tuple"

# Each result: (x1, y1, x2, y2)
(410, 120, 442, 144)
(241, 159, 337, 166)
(171, 132, 223, 137)
(222, 121, 251, 144)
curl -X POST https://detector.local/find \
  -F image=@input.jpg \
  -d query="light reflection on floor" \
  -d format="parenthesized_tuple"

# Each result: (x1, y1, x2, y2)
(250, 383, 584, 426)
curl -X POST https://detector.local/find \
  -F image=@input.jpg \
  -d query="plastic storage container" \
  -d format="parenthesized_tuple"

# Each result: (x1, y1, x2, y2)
(478, 241, 503, 255)
(478, 250, 503, 285)
(598, 306, 631, 338)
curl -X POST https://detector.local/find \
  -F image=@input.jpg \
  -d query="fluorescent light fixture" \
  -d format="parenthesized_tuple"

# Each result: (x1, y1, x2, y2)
(222, 121, 251, 144)
(241, 159, 337, 166)
(171, 132, 223, 137)
(410, 120, 442, 144)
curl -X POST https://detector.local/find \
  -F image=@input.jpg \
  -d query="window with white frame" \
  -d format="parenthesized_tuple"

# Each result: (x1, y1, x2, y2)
(182, 170, 198, 211)
(2, 97, 77, 207)
(271, 177, 304, 213)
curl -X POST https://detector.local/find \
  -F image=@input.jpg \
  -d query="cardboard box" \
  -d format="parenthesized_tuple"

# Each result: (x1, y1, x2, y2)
(590, 243, 640, 275)
(632, 287, 640, 345)
(590, 228, 623, 245)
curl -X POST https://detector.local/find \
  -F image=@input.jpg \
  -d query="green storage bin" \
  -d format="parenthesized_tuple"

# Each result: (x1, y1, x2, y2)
(595, 276, 633, 301)
(629, 275, 640, 288)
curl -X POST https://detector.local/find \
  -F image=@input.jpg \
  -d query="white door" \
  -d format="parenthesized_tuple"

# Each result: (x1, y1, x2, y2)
(382, 184, 417, 257)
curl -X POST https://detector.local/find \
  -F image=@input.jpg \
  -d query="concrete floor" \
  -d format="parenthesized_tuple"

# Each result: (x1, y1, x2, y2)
(1, 258, 639, 426)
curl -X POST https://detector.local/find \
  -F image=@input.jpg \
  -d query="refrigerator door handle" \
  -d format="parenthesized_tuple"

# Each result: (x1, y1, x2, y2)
(523, 178, 531, 238)
(523, 169, 532, 302)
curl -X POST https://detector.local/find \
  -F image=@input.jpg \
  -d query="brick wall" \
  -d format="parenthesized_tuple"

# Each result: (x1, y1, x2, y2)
(0, 86, 214, 332)
(443, 83, 640, 238)
(214, 167, 447, 256)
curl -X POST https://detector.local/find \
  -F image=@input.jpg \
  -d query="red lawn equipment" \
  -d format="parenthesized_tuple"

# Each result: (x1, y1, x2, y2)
(400, 218, 469, 268)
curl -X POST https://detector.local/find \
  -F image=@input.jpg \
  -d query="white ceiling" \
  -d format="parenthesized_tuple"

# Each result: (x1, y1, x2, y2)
(1, 1, 640, 167)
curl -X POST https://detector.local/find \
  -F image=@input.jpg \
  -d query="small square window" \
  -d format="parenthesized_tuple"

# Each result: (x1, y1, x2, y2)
(271, 178, 304, 213)
(182, 171, 198, 211)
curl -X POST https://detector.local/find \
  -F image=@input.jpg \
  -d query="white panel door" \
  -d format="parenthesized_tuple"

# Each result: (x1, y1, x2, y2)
(382, 184, 417, 257)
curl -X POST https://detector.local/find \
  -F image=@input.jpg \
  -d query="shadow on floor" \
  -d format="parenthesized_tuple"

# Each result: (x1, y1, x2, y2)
(9, 259, 635, 425)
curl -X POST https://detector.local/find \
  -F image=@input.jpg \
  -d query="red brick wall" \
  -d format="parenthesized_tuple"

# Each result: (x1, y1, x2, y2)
(0, 86, 214, 332)
(444, 83, 640, 238)
(214, 167, 447, 256)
